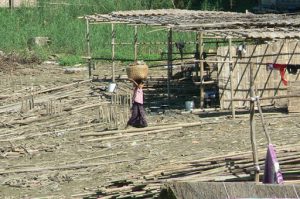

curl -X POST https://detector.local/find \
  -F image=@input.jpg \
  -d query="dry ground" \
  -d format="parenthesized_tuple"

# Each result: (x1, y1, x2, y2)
(0, 61, 299, 198)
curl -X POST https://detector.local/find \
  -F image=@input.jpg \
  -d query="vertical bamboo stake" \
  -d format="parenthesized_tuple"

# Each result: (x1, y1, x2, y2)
(86, 19, 92, 78)
(98, 105, 102, 121)
(116, 93, 119, 105)
(120, 107, 125, 125)
(106, 106, 110, 124)
(198, 32, 204, 108)
(114, 106, 118, 128)
(250, 63, 260, 183)
(50, 100, 53, 115)
(111, 94, 114, 105)
(9, 0, 13, 9)
(21, 97, 24, 113)
(110, 105, 114, 128)
(59, 99, 62, 114)
(134, 25, 138, 62)
(126, 94, 130, 121)
(195, 33, 200, 80)
(31, 94, 34, 109)
(167, 28, 173, 102)
(228, 37, 236, 119)
(112, 23, 116, 83)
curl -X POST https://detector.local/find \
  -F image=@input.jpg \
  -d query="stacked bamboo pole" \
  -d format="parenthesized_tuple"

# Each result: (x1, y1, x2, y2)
(81, 144, 300, 199)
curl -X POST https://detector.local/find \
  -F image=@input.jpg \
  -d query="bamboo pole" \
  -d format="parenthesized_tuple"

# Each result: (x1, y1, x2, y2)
(198, 32, 204, 108)
(112, 23, 116, 82)
(195, 33, 200, 79)
(167, 28, 173, 102)
(85, 127, 182, 142)
(256, 97, 271, 145)
(228, 37, 235, 119)
(104, 40, 241, 46)
(0, 160, 130, 175)
(194, 60, 231, 63)
(86, 19, 92, 78)
(225, 94, 300, 102)
(81, 121, 205, 137)
(134, 25, 138, 61)
(249, 63, 260, 183)
(9, 0, 13, 9)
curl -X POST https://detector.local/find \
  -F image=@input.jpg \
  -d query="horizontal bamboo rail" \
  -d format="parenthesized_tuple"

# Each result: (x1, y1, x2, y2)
(225, 94, 300, 102)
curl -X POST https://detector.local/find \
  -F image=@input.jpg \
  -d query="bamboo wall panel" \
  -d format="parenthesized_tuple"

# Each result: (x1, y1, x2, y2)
(218, 40, 300, 109)
(288, 81, 300, 113)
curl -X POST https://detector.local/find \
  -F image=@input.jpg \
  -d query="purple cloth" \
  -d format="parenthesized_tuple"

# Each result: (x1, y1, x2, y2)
(263, 144, 284, 184)
(127, 102, 147, 128)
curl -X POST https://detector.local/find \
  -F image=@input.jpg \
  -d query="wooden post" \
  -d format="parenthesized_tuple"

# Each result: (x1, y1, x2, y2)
(167, 28, 173, 102)
(249, 63, 260, 183)
(112, 23, 116, 83)
(9, 0, 13, 9)
(195, 33, 199, 80)
(86, 19, 92, 78)
(228, 37, 235, 119)
(198, 32, 204, 108)
(134, 25, 138, 62)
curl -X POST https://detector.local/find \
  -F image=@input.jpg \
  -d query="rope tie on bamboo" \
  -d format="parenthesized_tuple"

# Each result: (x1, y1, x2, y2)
(250, 96, 260, 102)
(223, 182, 230, 199)
(254, 163, 260, 172)
(112, 30, 116, 38)
(134, 33, 137, 43)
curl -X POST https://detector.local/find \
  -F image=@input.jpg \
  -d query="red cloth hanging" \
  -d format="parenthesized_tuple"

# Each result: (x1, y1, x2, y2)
(267, 63, 288, 86)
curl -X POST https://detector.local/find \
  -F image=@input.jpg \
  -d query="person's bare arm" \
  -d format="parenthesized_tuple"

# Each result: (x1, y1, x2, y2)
(128, 78, 138, 87)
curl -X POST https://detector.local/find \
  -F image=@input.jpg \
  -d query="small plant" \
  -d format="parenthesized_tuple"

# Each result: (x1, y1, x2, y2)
(58, 54, 84, 66)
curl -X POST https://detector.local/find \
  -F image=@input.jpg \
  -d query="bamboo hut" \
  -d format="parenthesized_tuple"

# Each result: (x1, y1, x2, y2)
(83, 9, 300, 114)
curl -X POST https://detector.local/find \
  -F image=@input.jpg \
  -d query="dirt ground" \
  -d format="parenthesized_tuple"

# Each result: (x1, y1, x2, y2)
(0, 60, 299, 198)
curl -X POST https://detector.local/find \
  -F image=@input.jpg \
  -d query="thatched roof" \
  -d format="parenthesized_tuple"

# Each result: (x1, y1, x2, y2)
(84, 9, 300, 39)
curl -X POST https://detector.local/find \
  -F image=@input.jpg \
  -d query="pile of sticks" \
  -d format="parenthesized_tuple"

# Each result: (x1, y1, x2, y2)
(83, 144, 300, 199)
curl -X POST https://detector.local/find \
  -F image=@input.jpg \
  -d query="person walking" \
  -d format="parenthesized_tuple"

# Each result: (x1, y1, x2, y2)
(126, 78, 148, 128)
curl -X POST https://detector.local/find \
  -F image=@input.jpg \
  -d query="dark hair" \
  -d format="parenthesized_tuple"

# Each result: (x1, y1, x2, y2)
(135, 79, 144, 85)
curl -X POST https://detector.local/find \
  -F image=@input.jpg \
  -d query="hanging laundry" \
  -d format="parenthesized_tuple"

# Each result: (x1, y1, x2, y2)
(263, 144, 284, 184)
(287, 64, 300, 75)
(266, 63, 288, 86)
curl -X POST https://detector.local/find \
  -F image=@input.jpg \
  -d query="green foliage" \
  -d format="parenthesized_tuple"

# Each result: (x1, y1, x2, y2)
(191, 0, 257, 11)
(0, 0, 257, 65)
(58, 54, 84, 66)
